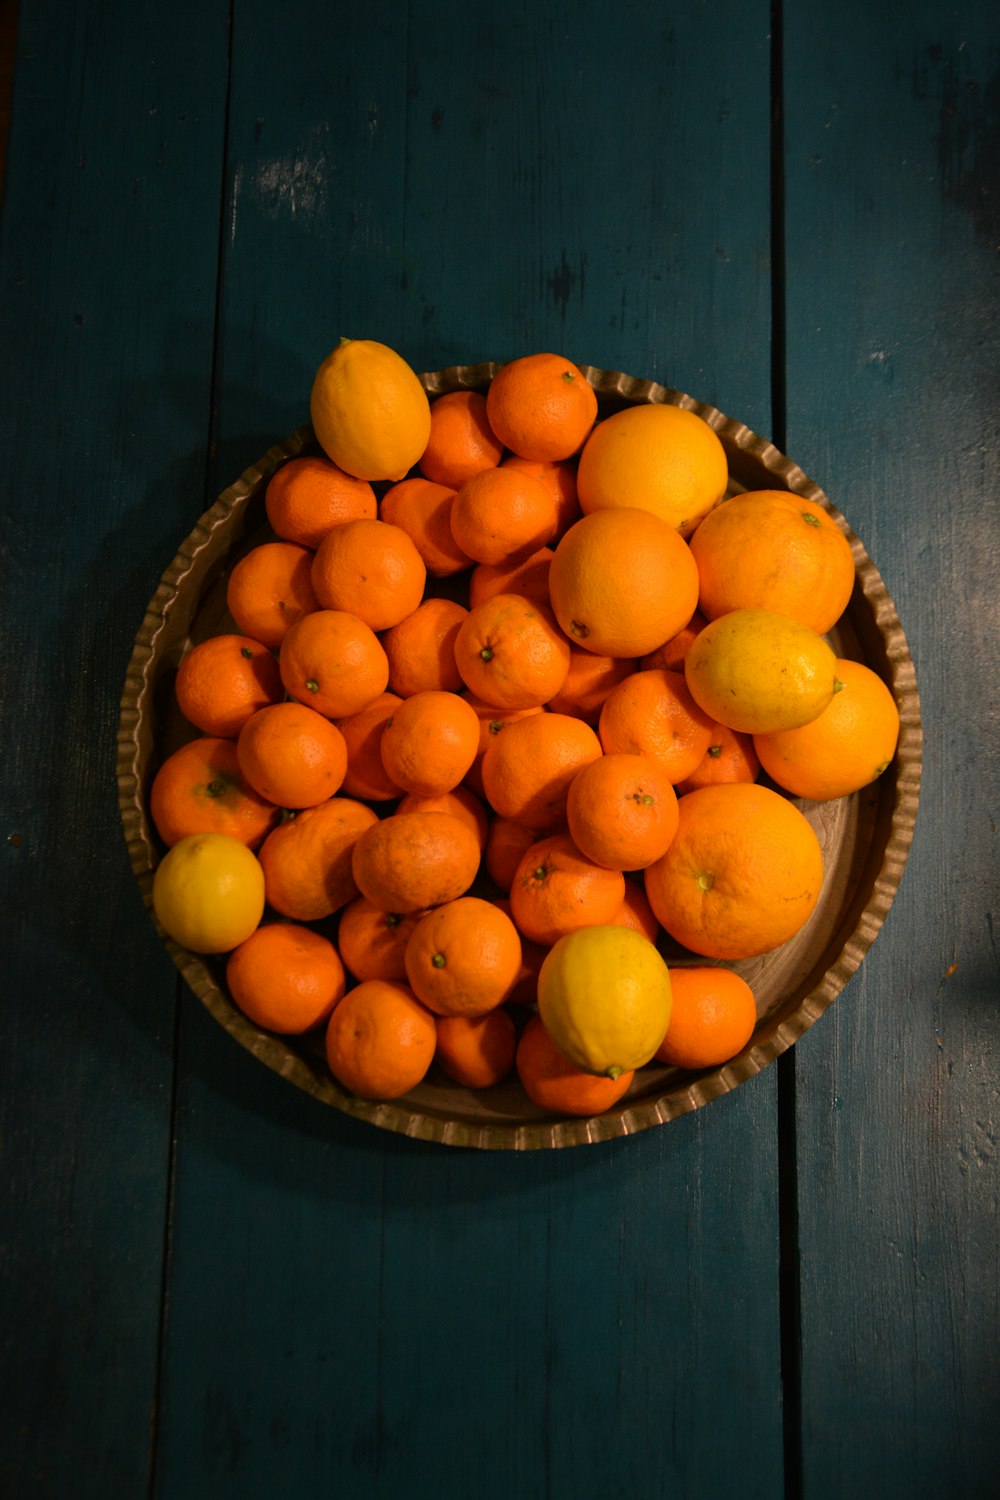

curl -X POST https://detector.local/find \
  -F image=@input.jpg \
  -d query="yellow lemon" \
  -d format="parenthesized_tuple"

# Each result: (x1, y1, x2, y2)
(684, 608, 840, 734)
(309, 337, 431, 482)
(152, 833, 265, 954)
(537, 925, 672, 1078)
(576, 402, 729, 538)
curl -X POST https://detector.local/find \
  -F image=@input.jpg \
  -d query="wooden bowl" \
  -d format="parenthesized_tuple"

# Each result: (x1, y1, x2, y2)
(116, 364, 922, 1149)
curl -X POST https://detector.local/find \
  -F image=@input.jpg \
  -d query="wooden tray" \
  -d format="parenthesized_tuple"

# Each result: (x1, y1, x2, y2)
(116, 364, 922, 1149)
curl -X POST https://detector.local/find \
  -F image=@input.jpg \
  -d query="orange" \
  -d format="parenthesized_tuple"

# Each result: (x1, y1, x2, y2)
(688, 489, 856, 634)
(350, 810, 483, 914)
(753, 657, 900, 800)
(403, 897, 523, 1016)
(643, 783, 824, 959)
(236, 701, 348, 809)
(336, 898, 430, 983)
(310, 517, 426, 631)
(480, 711, 603, 830)
(675, 723, 760, 795)
(576, 402, 728, 537)
(453, 593, 571, 710)
(516, 1013, 634, 1117)
(461, 696, 545, 799)
(334, 691, 404, 801)
(565, 752, 680, 871)
(547, 508, 700, 657)
(149, 736, 280, 849)
(381, 596, 468, 697)
(493, 898, 548, 1006)
(467, 546, 554, 610)
(509, 832, 626, 947)
(396, 785, 490, 850)
(309, 337, 431, 482)
(684, 608, 840, 734)
(225, 541, 320, 651)
(264, 454, 377, 550)
(545, 646, 636, 726)
(279, 609, 389, 719)
(379, 689, 481, 795)
(418, 389, 504, 488)
(640, 610, 709, 672)
(449, 465, 558, 566)
(501, 455, 582, 539)
(598, 667, 715, 784)
(379, 476, 474, 579)
(484, 816, 539, 894)
(486, 353, 598, 462)
(654, 966, 757, 1069)
(174, 633, 283, 738)
(226, 921, 346, 1034)
(611, 879, 660, 941)
(325, 979, 437, 1100)
(434, 1009, 518, 1089)
(257, 795, 379, 921)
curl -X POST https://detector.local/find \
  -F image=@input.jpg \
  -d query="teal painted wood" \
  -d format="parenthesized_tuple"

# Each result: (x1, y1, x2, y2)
(782, 2, 999, 1494)
(150, 4, 786, 1499)
(0, 1, 229, 1494)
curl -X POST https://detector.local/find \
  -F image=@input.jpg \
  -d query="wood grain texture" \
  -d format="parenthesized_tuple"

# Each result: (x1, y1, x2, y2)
(783, 2, 999, 1492)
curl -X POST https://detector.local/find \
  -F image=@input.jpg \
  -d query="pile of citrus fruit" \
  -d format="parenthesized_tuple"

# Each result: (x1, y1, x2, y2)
(150, 338, 901, 1118)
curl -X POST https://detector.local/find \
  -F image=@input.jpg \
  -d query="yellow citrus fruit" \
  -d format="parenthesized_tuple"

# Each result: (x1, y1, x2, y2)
(537, 924, 673, 1078)
(152, 833, 265, 953)
(684, 609, 840, 734)
(576, 403, 729, 538)
(309, 337, 431, 482)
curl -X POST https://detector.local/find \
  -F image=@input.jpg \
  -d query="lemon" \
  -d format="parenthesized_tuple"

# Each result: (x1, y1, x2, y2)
(684, 608, 840, 734)
(537, 925, 672, 1078)
(309, 337, 431, 482)
(152, 833, 265, 954)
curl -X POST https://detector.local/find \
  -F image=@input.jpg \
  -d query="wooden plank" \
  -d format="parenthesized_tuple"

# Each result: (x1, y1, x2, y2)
(151, 4, 787, 1498)
(782, 1, 1000, 1492)
(0, 1, 229, 1493)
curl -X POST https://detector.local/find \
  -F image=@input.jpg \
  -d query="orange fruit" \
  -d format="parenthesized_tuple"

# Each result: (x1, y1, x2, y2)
(486, 353, 598, 462)
(484, 816, 539, 895)
(576, 402, 728, 537)
(418, 389, 504, 488)
(334, 691, 404, 801)
(565, 752, 680, 871)
(379, 476, 474, 579)
(753, 657, 900, 800)
(509, 832, 626, 947)
(174, 633, 283, 738)
(225, 541, 320, 651)
(403, 896, 523, 1016)
(684, 609, 840, 734)
(264, 454, 377, 550)
(381, 597, 468, 697)
(310, 517, 426, 631)
(675, 723, 760, 795)
(598, 667, 715, 784)
(279, 608, 389, 719)
(336, 898, 431, 983)
(149, 736, 281, 849)
(257, 795, 379, 921)
(453, 593, 571, 711)
(481, 711, 603, 830)
(379, 689, 481, 795)
(434, 1009, 517, 1089)
(396, 785, 490, 850)
(449, 465, 558, 566)
(516, 1013, 634, 1117)
(350, 810, 483, 914)
(611, 879, 660, 940)
(689, 489, 856, 634)
(654, 967, 757, 1069)
(545, 646, 637, 726)
(643, 783, 824, 959)
(226, 921, 346, 1034)
(640, 610, 709, 672)
(461, 696, 545, 799)
(325, 979, 437, 1100)
(492, 898, 548, 1005)
(548, 508, 700, 658)
(236, 701, 348, 809)
(501, 454, 582, 539)
(467, 546, 554, 610)
(309, 337, 431, 482)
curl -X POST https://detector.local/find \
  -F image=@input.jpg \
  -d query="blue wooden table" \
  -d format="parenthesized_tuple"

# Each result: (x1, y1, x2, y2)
(2, 3, 997, 1496)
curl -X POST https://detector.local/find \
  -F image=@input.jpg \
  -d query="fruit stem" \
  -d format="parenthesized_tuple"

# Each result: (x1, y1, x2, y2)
(606, 1066, 623, 1080)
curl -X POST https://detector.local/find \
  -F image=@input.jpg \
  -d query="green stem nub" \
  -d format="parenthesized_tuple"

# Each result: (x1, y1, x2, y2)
(606, 1066, 623, 1080)
(432, 953, 446, 969)
(306, 678, 320, 693)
